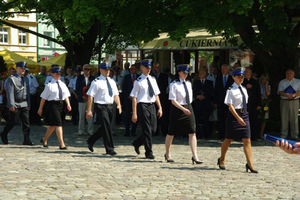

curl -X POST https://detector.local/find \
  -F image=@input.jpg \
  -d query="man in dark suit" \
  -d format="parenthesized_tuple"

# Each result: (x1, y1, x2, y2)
(214, 64, 234, 139)
(193, 69, 213, 139)
(242, 67, 261, 140)
(122, 64, 139, 136)
(76, 64, 95, 135)
(153, 62, 169, 136)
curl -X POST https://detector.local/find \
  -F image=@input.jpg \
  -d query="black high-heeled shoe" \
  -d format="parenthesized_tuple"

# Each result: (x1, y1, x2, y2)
(217, 158, 226, 170)
(191, 157, 203, 164)
(40, 138, 48, 148)
(164, 154, 174, 162)
(59, 146, 67, 150)
(245, 163, 258, 173)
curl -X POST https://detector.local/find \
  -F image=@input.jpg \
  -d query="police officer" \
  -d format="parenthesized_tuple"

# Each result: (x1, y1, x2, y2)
(217, 67, 257, 173)
(131, 59, 162, 159)
(0, 61, 33, 145)
(38, 65, 71, 149)
(86, 62, 122, 155)
(165, 64, 202, 164)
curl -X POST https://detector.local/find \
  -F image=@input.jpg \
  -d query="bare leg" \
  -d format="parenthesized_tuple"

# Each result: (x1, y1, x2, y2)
(242, 138, 255, 169)
(165, 134, 174, 159)
(189, 133, 199, 161)
(55, 126, 66, 148)
(220, 138, 233, 166)
(42, 126, 56, 145)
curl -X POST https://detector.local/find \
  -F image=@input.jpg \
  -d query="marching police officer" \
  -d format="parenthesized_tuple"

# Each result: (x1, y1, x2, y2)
(38, 65, 71, 149)
(131, 59, 162, 159)
(86, 62, 122, 155)
(0, 61, 33, 145)
(217, 67, 257, 173)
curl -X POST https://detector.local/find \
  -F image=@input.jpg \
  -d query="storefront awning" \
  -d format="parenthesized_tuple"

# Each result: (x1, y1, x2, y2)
(139, 28, 243, 50)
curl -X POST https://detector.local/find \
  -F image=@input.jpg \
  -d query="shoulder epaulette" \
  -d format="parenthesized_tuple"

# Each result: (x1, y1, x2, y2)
(30, 76, 33, 79)
(228, 86, 233, 90)
(137, 76, 142, 81)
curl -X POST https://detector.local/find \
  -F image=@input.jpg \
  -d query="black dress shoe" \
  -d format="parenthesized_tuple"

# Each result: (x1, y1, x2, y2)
(106, 151, 117, 155)
(0, 132, 8, 144)
(87, 141, 94, 152)
(59, 146, 67, 150)
(131, 141, 140, 154)
(40, 138, 48, 148)
(131, 133, 137, 137)
(23, 140, 34, 145)
(146, 154, 155, 159)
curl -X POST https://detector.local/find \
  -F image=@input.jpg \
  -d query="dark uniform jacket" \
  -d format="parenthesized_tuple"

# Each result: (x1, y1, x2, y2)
(75, 74, 95, 102)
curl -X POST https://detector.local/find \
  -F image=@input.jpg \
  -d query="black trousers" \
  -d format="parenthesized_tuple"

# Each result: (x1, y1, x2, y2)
(217, 104, 229, 139)
(194, 102, 210, 138)
(2, 107, 30, 135)
(70, 93, 78, 125)
(124, 100, 138, 135)
(133, 103, 156, 156)
(87, 104, 114, 153)
(29, 93, 40, 124)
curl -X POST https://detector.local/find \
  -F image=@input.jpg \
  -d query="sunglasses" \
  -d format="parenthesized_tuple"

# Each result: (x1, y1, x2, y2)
(84, 68, 90, 71)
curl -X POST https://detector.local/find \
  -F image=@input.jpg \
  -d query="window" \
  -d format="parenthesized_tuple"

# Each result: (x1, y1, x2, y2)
(0, 28, 8, 44)
(19, 30, 27, 45)
(43, 31, 52, 47)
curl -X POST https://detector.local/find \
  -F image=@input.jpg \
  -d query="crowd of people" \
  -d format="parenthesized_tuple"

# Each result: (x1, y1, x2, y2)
(0, 57, 300, 173)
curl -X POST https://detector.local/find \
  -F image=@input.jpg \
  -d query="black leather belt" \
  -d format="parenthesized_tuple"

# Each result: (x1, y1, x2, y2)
(235, 108, 245, 113)
(138, 102, 154, 105)
(102, 104, 112, 107)
(181, 104, 191, 108)
(15, 99, 26, 103)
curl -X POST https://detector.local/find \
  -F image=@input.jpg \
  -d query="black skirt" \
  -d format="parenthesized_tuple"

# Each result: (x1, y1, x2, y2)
(47, 100, 63, 126)
(168, 104, 196, 136)
(225, 111, 250, 139)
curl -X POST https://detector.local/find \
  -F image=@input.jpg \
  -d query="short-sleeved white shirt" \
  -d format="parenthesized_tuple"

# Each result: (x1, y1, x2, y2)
(277, 78, 300, 99)
(26, 74, 39, 94)
(130, 74, 160, 103)
(87, 75, 119, 104)
(224, 82, 248, 109)
(68, 76, 77, 91)
(169, 78, 193, 105)
(40, 78, 70, 101)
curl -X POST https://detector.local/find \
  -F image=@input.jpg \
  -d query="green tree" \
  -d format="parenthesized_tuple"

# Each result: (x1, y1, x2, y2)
(0, 56, 7, 74)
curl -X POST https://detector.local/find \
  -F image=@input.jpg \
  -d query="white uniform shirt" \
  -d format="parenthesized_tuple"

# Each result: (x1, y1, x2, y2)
(26, 74, 39, 94)
(207, 74, 216, 88)
(130, 74, 160, 103)
(87, 75, 119, 104)
(169, 78, 193, 105)
(224, 82, 248, 109)
(277, 78, 300, 99)
(40, 78, 70, 101)
(68, 76, 77, 91)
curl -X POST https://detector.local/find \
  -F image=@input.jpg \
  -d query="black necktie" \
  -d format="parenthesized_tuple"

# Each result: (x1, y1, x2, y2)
(57, 81, 63, 100)
(106, 78, 113, 97)
(183, 81, 190, 104)
(147, 77, 154, 97)
(238, 86, 247, 112)
(21, 77, 24, 85)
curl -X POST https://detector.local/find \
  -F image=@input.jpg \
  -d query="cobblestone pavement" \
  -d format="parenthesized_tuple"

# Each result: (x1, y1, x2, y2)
(0, 120, 299, 200)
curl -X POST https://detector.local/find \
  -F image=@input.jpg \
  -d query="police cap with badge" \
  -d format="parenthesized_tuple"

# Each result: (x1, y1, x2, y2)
(98, 62, 110, 70)
(140, 59, 152, 68)
(15, 61, 27, 68)
(176, 64, 190, 73)
(50, 64, 62, 73)
(232, 67, 245, 76)
(74, 67, 82, 73)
